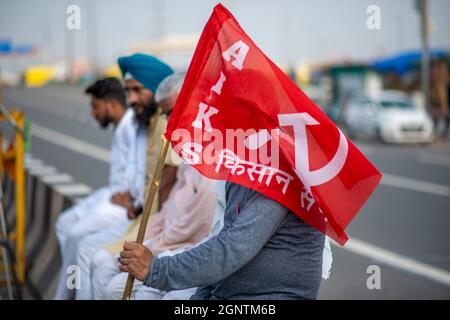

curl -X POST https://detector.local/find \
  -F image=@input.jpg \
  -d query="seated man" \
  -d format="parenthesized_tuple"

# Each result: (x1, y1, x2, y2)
(94, 162, 220, 300)
(119, 82, 328, 301)
(73, 54, 178, 299)
(54, 77, 135, 300)
(89, 73, 220, 300)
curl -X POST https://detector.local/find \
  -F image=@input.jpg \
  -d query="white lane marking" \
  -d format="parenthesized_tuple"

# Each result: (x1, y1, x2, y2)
(28, 166, 58, 176)
(31, 122, 449, 197)
(55, 183, 92, 196)
(31, 122, 110, 163)
(418, 153, 450, 167)
(381, 173, 450, 197)
(333, 238, 450, 287)
(41, 173, 74, 184)
(24, 158, 44, 167)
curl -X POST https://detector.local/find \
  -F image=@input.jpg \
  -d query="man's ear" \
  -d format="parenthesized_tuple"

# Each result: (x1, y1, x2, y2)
(108, 99, 121, 113)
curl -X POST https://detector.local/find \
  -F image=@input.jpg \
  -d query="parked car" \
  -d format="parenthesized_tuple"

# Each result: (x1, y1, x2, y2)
(343, 90, 434, 143)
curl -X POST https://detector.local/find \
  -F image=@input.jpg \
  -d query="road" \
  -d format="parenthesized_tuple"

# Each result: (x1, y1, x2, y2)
(3, 84, 450, 299)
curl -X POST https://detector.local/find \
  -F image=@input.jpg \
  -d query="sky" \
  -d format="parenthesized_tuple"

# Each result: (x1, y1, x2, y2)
(0, 0, 449, 70)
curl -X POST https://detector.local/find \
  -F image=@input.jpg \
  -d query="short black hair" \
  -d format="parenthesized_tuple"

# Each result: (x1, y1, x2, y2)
(85, 77, 126, 108)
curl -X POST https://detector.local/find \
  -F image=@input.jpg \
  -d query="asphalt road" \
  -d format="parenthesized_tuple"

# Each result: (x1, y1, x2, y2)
(3, 84, 450, 299)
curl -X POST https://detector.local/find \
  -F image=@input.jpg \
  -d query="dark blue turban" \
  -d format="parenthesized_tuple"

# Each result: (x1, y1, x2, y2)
(118, 53, 173, 93)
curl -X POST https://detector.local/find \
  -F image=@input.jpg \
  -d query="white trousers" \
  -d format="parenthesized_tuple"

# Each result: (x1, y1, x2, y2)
(74, 221, 130, 300)
(104, 270, 196, 300)
(54, 190, 128, 300)
(91, 249, 120, 300)
(55, 187, 110, 245)
(91, 248, 196, 300)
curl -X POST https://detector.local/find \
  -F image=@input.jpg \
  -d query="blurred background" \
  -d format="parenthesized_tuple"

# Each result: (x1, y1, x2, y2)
(0, 0, 449, 299)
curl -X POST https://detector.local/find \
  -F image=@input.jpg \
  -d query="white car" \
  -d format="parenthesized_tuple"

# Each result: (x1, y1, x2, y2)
(343, 90, 434, 143)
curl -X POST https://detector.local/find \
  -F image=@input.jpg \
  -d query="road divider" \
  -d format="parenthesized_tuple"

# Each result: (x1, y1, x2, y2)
(21, 153, 91, 299)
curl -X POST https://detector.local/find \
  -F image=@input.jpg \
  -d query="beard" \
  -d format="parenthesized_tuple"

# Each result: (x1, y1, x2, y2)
(135, 99, 158, 127)
(97, 116, 111, 129)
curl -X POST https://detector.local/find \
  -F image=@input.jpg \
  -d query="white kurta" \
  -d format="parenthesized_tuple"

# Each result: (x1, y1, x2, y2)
(109, 108, 137, 193)
(54, 108, 137, 300)
(73, 125, 149, 299)
(124, 125, 148, 208)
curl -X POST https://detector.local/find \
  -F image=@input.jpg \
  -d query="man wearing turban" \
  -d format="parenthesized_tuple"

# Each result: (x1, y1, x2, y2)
(72, 54, 180, 299)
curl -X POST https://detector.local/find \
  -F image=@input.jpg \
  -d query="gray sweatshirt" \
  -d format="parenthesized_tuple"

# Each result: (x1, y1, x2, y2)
(144, 182, 324, 300)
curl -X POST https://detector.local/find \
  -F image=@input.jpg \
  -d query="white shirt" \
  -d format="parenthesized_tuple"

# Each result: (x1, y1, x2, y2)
(109, 108, 136, 193)
(124, 123, 148, 207)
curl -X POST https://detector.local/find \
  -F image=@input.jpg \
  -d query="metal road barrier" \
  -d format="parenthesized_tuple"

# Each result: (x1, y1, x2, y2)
(25, 154, 92, 299)
(1, 109, 26, 299)
(0, 153, 92, 299)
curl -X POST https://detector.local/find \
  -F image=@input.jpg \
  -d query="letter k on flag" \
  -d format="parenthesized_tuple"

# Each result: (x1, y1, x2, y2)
(165, 3, 382, 245)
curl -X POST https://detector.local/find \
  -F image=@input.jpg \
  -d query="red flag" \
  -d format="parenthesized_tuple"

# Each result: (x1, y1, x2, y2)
(165, 3, 382, 245)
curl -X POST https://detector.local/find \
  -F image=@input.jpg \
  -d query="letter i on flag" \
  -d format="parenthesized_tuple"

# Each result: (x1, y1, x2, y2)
(165, 3, 382, 245)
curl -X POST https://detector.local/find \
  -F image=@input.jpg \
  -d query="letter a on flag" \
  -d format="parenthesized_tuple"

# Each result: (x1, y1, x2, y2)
(165, 3, 382, 245)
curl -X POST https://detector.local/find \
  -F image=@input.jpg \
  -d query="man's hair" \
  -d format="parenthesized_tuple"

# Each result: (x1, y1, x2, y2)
(85, 77, 127, 107)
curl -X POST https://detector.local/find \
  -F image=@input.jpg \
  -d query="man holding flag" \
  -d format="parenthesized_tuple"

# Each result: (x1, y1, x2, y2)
(119, 4, 381, 300)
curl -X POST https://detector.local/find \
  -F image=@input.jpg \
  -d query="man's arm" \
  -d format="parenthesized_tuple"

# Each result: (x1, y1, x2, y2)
(145, 189, 289, 292)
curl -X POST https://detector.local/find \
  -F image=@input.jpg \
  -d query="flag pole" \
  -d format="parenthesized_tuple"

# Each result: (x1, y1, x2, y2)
(122, 135, 170, 300)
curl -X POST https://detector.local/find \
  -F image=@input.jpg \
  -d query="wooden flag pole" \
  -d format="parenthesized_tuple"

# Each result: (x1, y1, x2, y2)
(122, 135, 170, 300)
